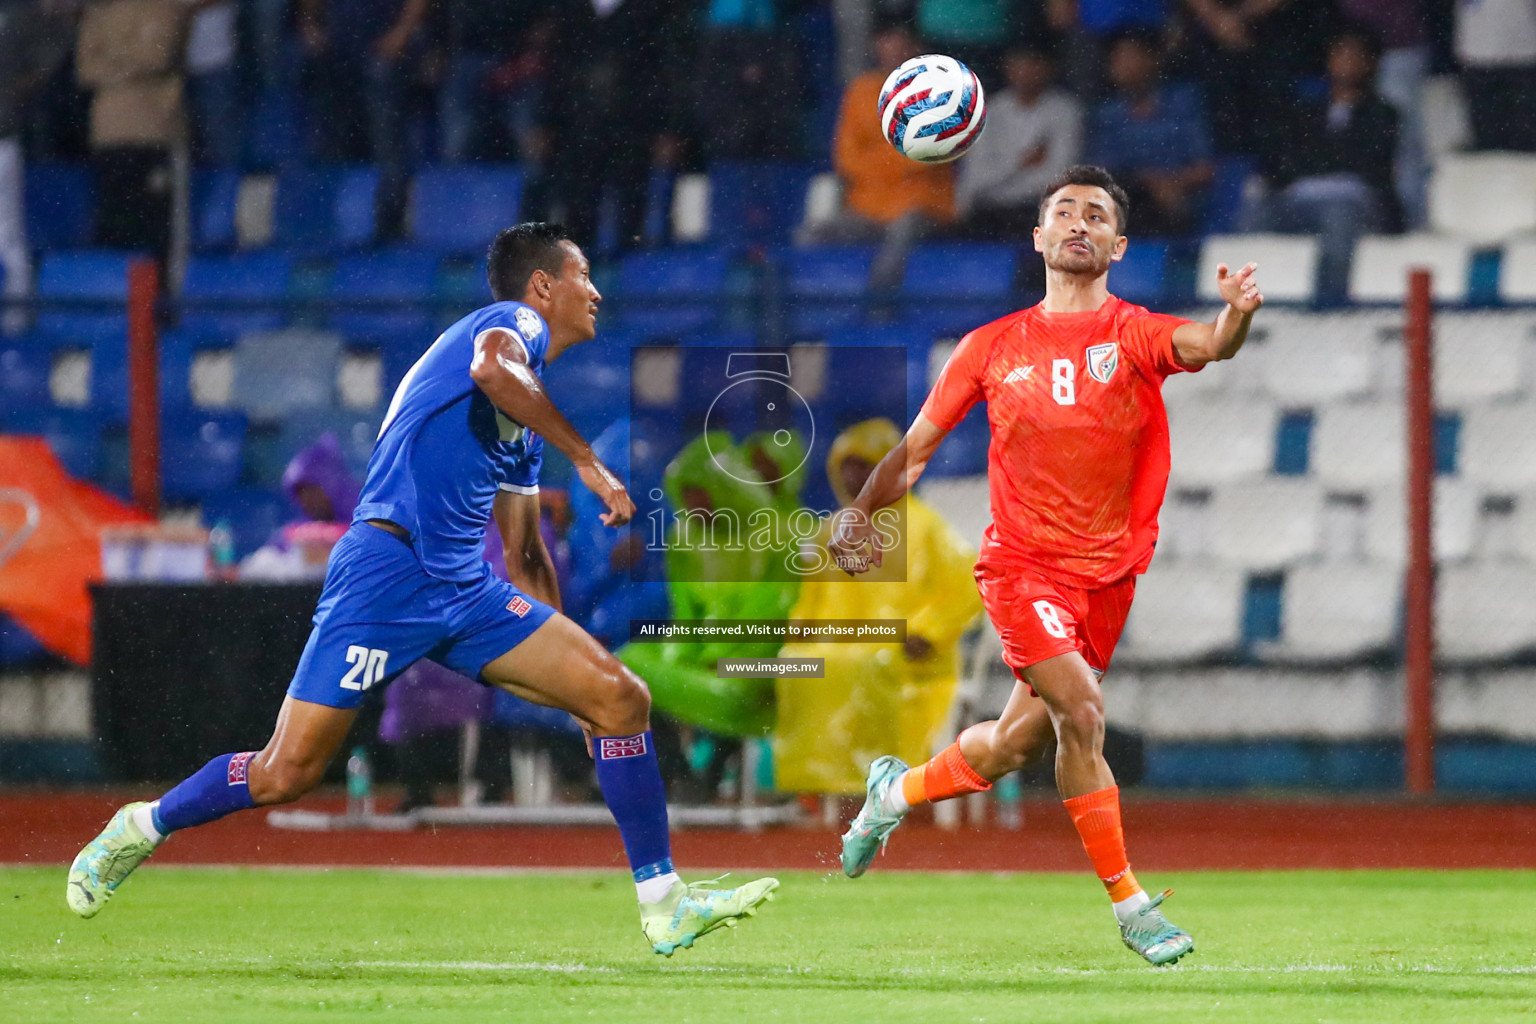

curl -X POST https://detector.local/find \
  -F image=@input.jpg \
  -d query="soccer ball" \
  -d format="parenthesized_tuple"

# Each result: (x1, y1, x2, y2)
(878, 54, 986, 164)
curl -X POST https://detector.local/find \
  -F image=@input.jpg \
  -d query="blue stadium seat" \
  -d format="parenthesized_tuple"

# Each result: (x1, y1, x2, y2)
(784, 246, 874, 336)
(36, 250, 140, 342)
(232, 327, 342, 420)
(707, 162, 818, 249)
(901, 243, 1020, 330)
(1108, 241, 1170, 306)
(820, 346, 908, 428)
(199, 487, 292, 560)
(0, 344, 53, 416)
(6, 407, 102, 480)
(409, 166, 523, 256)
(181, 253, 294, 337)
(163, 412, 247, 501)
(329, 250, 439, 341)
(544, 339, 631, 438)
(86, 330, 201, 424)
(272, 165, 379, 254)
(612, 247, 729, 338)
(24, 163, 94, 252)
(438, 257, 492, 309)
(248, 88, 304, 168)
(191, 167, 241, 251)
(0, 615, 50, 668)
(1205, 156, 1259, 235)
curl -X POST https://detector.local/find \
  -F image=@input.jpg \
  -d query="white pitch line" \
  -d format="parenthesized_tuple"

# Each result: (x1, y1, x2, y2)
(340, 960, 1536, 977)
(351, 960, 616, 974)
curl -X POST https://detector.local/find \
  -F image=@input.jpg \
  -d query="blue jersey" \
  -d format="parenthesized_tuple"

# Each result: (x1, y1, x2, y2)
(354, 301, 549, 581)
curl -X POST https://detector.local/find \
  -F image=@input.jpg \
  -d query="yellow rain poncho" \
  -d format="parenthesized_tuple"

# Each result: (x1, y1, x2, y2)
(774, 419, 982, 793)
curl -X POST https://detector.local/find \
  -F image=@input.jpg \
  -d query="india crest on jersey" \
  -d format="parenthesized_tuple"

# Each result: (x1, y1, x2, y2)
(1086, 343, 1119, 384)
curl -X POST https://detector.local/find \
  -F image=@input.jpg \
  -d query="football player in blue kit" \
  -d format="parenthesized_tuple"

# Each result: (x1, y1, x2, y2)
(66, 223, 778, 956)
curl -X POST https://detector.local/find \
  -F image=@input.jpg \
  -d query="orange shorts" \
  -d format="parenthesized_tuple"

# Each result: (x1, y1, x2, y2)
(975, 561, 1136, 684)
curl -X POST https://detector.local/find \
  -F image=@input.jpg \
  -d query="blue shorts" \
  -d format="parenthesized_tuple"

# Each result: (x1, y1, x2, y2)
(287, 523, 557, 710)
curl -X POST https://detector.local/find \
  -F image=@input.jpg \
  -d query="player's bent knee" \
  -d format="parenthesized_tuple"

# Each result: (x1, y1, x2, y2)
(1055, 698, 1105, 749)
(582, 658, 651, 735)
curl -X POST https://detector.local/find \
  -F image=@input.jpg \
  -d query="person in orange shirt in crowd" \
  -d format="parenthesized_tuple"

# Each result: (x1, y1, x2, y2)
(796, 17, 955, 291)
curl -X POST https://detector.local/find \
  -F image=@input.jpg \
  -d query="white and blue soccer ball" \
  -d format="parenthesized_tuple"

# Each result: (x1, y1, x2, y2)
(878, 54, 986, 164)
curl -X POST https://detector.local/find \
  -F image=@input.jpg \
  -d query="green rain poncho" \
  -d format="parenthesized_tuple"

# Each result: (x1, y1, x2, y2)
(616, 433, 800, 736)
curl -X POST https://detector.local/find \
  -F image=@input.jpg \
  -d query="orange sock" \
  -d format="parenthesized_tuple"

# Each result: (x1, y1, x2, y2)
(899, 742, 991, 807)
(1062, 785, 1142, 903)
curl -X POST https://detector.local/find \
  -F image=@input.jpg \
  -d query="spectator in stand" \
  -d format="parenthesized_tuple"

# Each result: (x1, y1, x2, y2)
(1179, 0, 1333, 159)
(1456, 0, 1536, 151)
(1088, 30, 1213, 235)
(437, 0, 550, 163)
(0, 0, 68, 335)
(184, 0, 242, 166)
(239, 432, 360, 581)
(796, 17, 955, 292)
(956, 41, 1083, 239)
(298, 0, 430, 237)
(539, 0, 686, 254)
(1253, 27, 1400, 299)
(1336, 0, 1429, 224)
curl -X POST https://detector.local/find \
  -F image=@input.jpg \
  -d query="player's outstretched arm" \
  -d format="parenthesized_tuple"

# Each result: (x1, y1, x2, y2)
(470, 327, 635, 526)
(1172, 261, 1265, 367)
(829, 413, 948, 574)
(493, 489, 563, 611)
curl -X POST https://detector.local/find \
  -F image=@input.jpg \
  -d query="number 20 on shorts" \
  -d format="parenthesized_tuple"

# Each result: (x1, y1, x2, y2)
(340, 646, 389, 691)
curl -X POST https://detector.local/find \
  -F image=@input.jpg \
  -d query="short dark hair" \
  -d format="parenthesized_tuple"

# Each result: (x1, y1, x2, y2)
(1037, 165, 1131, 234)
(487, 222, 573, 302)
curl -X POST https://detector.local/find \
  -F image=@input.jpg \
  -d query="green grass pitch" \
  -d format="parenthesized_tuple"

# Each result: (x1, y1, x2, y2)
(4, 867, 1536, 1023)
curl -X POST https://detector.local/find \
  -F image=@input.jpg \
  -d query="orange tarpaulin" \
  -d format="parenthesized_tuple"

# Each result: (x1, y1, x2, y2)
(0, 438, 152, 665)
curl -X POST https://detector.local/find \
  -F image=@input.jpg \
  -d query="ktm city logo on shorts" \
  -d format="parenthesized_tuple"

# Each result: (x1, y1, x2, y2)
(1086, 343, 1118, 384)
(597, 735, 648, 760)
(228, 751, 255, 786)
(507, 595, 532, 617)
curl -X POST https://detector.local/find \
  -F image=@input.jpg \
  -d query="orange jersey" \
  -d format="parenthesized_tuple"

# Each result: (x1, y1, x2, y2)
(920, 295, 1197, 588)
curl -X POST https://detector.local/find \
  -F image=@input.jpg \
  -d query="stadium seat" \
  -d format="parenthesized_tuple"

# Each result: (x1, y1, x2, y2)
(232, 327, 343, 420)
(1436, 562, 1536, 660)
(1165, 397, 1278, 486)
(271, 165, 379, 254)
(1198, 235, 1320, 303)
(707, 161, 818, 249)
(1348, 234, 1472, 303)
(1208, 478, 1324, 570)
(1203, 155, 1260, 235)
(1246, 315, 1380, 404)
(670, 173, 710, 243)
(1497, 239, 1536, 302)
(1427, 153, 1536, 245)
(23, 162, 94, 252)
(36, 250, 138, 342)
(198, 487, 292, 560)
(248, 87, 304, 168)
(783, 245, 875, 336)
(1423, 75, 1472, 158)
(1269, 563, 1401, 660)
(1432, 312, 1532, 406)
(1458, 401, 1536, 493)
(611, 247, 730, 338)
(819, 345, 908, 427)
(1311, 400, 1405, 488)
(915, 474, 990, 551)
(923, 405, 989, 478)
(543, 339, 631, 438)
(901, 243, 1020, 332)
(1120, 562, 1245, 662)
(191, 167, 241, 251)
(0, 345, 52, 416)
(180, 253, 293, 337)
(1363, 479, 1480, 564)
(162, 412, 247, 501)
(328, 250, 439, 342)
(408, 166, 523, 256)
(1107, 239, 1170, 306)
(5, 407, 102, 479)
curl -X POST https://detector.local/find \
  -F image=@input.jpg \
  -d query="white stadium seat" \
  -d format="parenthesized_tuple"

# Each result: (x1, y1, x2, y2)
(1458, 401, 1536, 492)
(1431, 312, 1533, 405)
(1428, 152, 1536, 244)
(1198, 234, 1320, 303)
(1436, 562, 1536, 660)
(1422, 75, 1472, 158)
(1311, 400, 1405, 488)
(1349, 234, 1472, 303)
(1119, 562, 1246, 663)
(1166, 397, 1278, 486)
(670, 173, 710, 243)
(802, 173, 842, 229)
(915, 475, 991, 551)
(1498, 239, 1536, 303)
(1270, 562, 1402, 659)
(1208, 478, 1325, 570)
(1247, 317, 1383, 404)
(1362, 479, 1481, 565)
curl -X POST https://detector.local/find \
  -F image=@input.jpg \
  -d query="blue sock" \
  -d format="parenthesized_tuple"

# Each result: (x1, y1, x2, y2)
(153, 752, 258, 834)
(592, 732, 674, 882)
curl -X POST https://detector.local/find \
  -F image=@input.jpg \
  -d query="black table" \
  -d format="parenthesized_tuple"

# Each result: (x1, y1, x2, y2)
(91, 583, 323, 781)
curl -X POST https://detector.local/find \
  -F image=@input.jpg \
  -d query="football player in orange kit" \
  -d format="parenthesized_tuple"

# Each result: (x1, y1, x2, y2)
(829, 165, 1264, 966)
